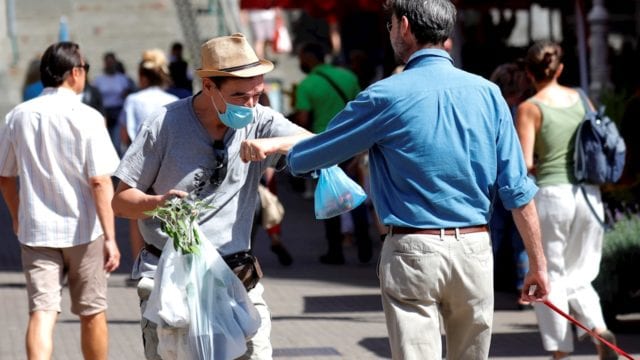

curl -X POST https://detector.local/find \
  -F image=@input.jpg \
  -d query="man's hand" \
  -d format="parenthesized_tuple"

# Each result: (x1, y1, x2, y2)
(103, 238, 121, 273)
(158, 189, 189, 203)
(520, 270, 549, 303)
(241, 138, 276, 163)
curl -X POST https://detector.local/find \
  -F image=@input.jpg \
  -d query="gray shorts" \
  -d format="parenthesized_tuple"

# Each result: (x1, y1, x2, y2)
(21, 236, 108, 316)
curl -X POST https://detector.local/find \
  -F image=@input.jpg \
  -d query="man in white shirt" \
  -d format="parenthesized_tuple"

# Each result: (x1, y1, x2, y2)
(0, 42, 121, 360)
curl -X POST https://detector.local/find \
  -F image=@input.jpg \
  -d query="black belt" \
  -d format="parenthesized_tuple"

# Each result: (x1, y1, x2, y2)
(389, 225, 489, 236)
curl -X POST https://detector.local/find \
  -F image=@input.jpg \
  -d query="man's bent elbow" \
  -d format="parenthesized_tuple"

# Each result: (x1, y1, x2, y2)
(88, 174, 113, 189)
(111, 195, 128, 218)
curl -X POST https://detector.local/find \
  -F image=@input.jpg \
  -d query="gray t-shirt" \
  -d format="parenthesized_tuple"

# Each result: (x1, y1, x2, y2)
(114, 96, 303, 278)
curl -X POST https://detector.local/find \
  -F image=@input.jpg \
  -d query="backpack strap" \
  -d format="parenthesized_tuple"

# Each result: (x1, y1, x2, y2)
(580, 185, 610, 230)
(574, 87, 595, 114)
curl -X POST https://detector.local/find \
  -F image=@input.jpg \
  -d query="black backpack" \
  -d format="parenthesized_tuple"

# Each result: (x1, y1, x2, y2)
(574, 89, 626, 185)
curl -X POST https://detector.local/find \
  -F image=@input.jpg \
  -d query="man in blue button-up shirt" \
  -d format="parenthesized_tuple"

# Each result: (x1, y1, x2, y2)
(284, 0, 549, 358)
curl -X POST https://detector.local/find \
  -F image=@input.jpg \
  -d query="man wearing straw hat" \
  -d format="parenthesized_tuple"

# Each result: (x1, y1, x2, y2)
(112, 33, 312, 359)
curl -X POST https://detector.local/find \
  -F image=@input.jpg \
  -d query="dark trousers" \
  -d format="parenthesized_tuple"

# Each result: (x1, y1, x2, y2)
(490, 199, 528, 291)
(323, 202, 372, 262)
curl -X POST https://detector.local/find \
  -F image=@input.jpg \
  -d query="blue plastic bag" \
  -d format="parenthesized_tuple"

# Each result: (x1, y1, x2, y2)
(144, 225, 261, 360)
(187, 230, 261, 359)
(314, 165, 367, 219)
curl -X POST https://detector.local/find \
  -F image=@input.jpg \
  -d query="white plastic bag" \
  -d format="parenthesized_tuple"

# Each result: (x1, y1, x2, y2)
(144, 240, 191, 328)
(272, 13, 292, 54)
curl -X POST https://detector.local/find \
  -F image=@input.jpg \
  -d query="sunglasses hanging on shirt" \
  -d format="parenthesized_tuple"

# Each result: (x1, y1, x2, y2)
(210, 140, 228, 187)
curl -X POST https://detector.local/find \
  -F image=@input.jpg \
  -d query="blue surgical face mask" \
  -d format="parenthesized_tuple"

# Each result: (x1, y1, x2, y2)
(211, 89, 254, 129)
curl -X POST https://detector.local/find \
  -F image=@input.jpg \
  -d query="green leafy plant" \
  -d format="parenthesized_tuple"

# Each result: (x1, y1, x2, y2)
(145, 196, 213, 254)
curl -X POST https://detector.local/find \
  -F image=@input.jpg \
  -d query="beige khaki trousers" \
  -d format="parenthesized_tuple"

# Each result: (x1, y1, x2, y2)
(379, 230, 494, 360)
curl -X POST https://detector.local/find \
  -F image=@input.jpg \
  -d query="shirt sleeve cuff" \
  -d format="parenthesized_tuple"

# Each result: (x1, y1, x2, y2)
(499, 177, 539, 210)
(286, 151, 319, 179)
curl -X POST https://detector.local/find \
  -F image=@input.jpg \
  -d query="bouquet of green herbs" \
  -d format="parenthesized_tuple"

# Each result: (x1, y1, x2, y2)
(145, 196, 213, 254)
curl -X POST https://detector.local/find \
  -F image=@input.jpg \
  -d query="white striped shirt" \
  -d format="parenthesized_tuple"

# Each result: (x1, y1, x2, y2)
(119, 86, 178, 140)
(0, 87, 120, 247)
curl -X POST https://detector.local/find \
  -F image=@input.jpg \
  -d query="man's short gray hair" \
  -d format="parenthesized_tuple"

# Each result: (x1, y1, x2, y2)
(385, 0, 456, 46)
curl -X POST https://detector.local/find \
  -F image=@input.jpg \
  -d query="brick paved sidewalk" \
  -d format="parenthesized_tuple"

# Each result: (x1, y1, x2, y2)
(1, 175, 639, 360)
(2, 267, 639, 359)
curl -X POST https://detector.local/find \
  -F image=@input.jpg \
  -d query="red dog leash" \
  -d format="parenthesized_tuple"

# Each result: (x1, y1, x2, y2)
(543, 300, 635, 359)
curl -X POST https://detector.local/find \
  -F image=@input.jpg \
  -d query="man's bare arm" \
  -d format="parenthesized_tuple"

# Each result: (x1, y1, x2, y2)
(511, 200, 549, 302)
(0, 176, 19, 235)
(112, 181, 187, 220)
(240, 130, 314, 163)
(89, 175, 120, 272)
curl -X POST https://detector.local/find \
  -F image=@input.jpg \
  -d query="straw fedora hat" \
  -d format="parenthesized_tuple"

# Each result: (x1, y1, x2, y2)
(195, 33, 274, 78)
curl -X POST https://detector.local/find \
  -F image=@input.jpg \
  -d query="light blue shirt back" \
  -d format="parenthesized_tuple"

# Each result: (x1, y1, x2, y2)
(287, 49, 537, 228)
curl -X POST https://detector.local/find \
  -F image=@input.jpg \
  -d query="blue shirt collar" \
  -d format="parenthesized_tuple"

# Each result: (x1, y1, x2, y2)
(404, 48, 453, 70)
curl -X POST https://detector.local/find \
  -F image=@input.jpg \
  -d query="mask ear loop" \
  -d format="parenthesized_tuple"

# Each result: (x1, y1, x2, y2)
(210, 96, 222, 115)
(210, 85, 226, 115)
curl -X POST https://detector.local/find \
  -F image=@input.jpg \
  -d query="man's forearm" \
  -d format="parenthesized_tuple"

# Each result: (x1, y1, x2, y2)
(511, 200, 547, 272)
(0, 176, 19, 233)
(90, 175, 116, 241)
(276, 131, 314, 154)
(112, 181, 183, 219)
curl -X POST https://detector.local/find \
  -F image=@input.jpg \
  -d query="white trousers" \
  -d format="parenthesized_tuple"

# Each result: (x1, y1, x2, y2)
(533, 184, 607, 352)
(379, 231, 494, 360)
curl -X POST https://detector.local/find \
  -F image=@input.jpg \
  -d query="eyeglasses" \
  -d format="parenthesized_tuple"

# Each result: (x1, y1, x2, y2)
(386, 21, 392, 32)
(210, 141, 228, 187)
(76, 63, 90, 72)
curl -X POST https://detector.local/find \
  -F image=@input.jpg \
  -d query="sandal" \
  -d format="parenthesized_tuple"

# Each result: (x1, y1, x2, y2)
(595, 329, 619, 360)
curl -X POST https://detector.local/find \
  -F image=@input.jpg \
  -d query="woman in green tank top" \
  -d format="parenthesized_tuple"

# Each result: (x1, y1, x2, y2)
(515, 41, 618, 360)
